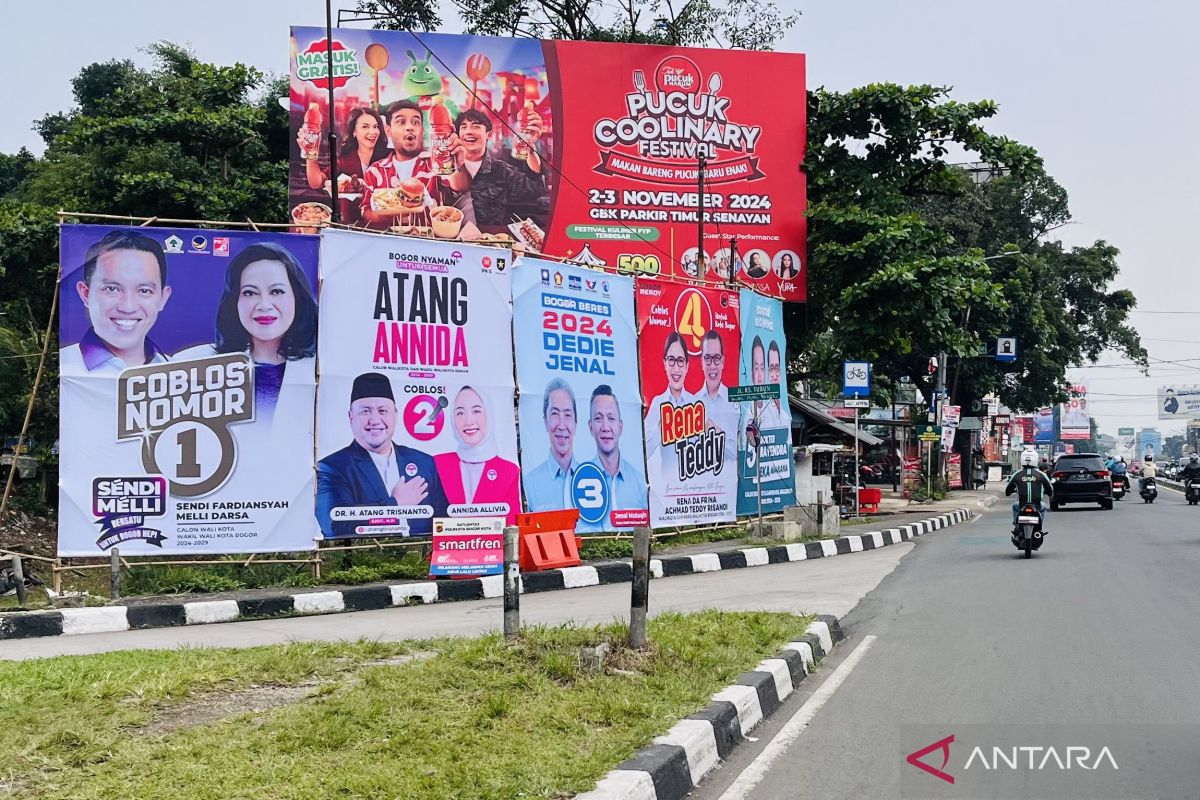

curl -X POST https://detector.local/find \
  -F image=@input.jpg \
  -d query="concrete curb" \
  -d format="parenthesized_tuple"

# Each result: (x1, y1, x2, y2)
(0, 509, 973, 641)
(576, 615, 845, 800)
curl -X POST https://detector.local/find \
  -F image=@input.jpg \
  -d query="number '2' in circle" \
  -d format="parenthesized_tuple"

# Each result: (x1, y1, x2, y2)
(403, 394, 446, 441)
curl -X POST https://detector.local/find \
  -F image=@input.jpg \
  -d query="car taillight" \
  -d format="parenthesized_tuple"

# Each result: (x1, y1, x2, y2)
(1053, 472, 1067, 480)
(1096, 470, 1109, 478)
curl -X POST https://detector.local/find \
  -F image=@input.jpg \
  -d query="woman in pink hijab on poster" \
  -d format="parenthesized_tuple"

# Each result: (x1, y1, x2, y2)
(435, 385, 521, 524)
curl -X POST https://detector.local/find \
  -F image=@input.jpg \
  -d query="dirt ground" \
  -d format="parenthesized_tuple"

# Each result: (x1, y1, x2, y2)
(0, 508, 56, 560)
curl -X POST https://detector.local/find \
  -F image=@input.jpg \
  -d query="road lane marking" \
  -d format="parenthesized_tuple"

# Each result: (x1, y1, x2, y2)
(716, 634, 877, 800)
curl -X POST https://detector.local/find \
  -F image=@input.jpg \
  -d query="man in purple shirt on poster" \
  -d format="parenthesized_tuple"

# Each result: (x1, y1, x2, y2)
(59, 230, 172, 375)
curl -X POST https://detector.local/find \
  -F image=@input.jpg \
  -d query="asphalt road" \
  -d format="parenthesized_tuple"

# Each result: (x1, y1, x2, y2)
(689, 486, 1200, 799)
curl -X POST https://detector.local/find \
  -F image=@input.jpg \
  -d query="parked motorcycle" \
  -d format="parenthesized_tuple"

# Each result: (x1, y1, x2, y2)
(1186, 479, 1200, 506)
(1140, 477, 1158, 504)
(1012, 503, 1046, 559)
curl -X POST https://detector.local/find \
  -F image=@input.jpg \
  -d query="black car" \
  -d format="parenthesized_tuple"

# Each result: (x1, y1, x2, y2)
(1050, 453, 1113, 510)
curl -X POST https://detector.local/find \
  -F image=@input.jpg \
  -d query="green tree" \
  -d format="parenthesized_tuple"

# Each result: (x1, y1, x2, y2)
(796, 83, 1145, 413)
(357, 0, 798, 50)
(0, 43, 289, 459)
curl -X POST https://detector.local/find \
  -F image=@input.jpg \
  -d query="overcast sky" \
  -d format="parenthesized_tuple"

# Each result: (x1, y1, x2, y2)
(3, 0, 1196, 439)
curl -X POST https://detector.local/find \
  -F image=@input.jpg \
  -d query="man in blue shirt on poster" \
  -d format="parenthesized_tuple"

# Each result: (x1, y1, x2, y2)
(524, 378, 583, 511)
(578, 385, 647, 533)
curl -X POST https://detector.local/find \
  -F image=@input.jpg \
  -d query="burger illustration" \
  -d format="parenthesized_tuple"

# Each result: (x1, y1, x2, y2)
(370, 177, 428, 214)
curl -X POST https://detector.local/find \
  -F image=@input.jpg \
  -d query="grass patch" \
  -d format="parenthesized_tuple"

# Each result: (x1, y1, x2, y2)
(4, 610, 813, 800)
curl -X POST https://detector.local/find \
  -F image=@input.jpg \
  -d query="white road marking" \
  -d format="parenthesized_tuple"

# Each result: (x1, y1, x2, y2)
(716, 635, 877, 800)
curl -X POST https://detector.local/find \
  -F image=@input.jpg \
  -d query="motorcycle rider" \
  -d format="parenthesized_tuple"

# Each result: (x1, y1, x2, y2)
(1181, 453, 1200, 487)
(1005, 449, 1054, 531)
(1139, 455, 1158, 494)
(1111, 455, 1129, 491)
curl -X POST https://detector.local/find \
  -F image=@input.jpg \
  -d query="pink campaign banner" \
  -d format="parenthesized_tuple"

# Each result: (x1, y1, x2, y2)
(429, 518, 505, 576)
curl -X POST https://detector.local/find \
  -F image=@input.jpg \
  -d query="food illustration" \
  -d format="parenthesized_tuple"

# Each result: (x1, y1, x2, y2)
(292, 202, 332, 229)
(370, 178, 427, 214)
(509, 218, 545, 251)
(429, 205, 465, 239)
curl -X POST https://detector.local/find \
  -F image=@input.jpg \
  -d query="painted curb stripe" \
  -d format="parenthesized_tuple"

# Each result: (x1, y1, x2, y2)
(0, 508, 975, 641)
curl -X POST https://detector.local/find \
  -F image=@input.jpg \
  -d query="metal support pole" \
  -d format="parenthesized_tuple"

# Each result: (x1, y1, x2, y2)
(11, 554, 26, 608)
(817, 490, 824, 526)
(727, 236, 738, 291)
(109, 548, 121, 600)
(503, 525, 520, 640)
(325, 0, 341, 223)
(891, 380, 899, 493)
(697, 155, 706, 270)
(630, 526, 651, 650)
(854, 406, 861, 517)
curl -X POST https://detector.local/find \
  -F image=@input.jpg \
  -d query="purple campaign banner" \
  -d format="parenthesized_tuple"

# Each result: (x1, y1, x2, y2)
(57, 225, 321, 556)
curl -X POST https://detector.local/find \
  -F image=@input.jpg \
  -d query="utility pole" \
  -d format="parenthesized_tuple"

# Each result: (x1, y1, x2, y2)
(697, 155, 707, 268)
(936, 352, 947, 488)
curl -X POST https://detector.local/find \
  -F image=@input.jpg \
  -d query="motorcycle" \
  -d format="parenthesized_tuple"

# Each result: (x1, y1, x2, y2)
(1012, 503, 1046, 559)
(1111, 474, 1127, 501)
(1140, 477, 1158, 503)
(1186, 479, 1200, 506)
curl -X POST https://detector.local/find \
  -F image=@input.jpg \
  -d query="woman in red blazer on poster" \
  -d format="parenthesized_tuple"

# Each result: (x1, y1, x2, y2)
(435, 385, 521, 525)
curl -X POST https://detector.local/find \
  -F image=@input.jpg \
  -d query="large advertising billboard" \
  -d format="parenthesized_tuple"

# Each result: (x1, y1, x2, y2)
(1158, 385, 1200, 420)
(512, 259, 648, 531)
(58, 225, 320, 556)
(316, 230, 519, 538)
(1060, 385, 1090, 441)
(637, 280, 740, 528)
(288, 27, 807, 301)
(736, 290, 795, 515)
(1137, 429, 1161, 462)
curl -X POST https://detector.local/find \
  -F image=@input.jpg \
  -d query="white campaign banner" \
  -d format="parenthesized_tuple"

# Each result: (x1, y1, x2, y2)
(511, 259, 648, 532)
(1158, 385, 1200, 420)
(1060, 385, 1090, 441)
(57, 226, 321, 556)
(315, 230, 519, 539)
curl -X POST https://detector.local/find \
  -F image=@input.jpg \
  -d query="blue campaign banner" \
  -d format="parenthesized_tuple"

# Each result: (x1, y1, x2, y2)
(737, 291, 796, 516)
(1033, 407, 1056, 444)
(512, 259, 648, 532)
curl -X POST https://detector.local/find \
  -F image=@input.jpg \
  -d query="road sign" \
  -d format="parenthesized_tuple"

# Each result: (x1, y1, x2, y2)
(842, 360, 871, 398)
(728, 384, 781, 402)
(996, 337, 1017, 363)
(844, 398, 870, 408)
(915, 424, 942, 441)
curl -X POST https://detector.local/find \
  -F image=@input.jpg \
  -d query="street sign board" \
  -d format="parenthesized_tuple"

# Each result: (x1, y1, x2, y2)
(728, 384, 781, 402)
(996, 337, 1017, 363)
(842, 360, 871, 398)
(940, 405, 961, 426)
(844, 398, 870, 408)
(919, 432, 941, 442)
(915, 424, 942, 441)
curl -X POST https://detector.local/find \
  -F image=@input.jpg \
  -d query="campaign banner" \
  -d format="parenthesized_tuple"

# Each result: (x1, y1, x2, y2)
(315, 230, 519, 539)
(736, 290, 795, 516)
(288, 27, 807, 301)
(1060, 385, 1090, 441)
(947, 453, 963, 489)
(429, 517, 504, 576)
(1137, 429, 1161, 462)
(512, 259, 648, 532)
(637, 280, 740, 528)
(1158, 385, 1200, 420)
(57, 225, 320, 556)
(1033, 407, 1056, 444)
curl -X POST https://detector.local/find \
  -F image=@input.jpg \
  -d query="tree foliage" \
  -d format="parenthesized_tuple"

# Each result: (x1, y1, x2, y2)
(0, 43, 288, 448)
(357, 0, 798, 50)
(795, 83, 1146, 413)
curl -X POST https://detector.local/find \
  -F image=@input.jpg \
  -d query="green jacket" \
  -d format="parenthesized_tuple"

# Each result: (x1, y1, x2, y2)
(1005, 466, 1054, 505)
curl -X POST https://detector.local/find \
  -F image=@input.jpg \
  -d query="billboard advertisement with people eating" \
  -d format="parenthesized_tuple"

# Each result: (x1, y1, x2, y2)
(288, 27, 807, 301)
(57, 225, 320, 556)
